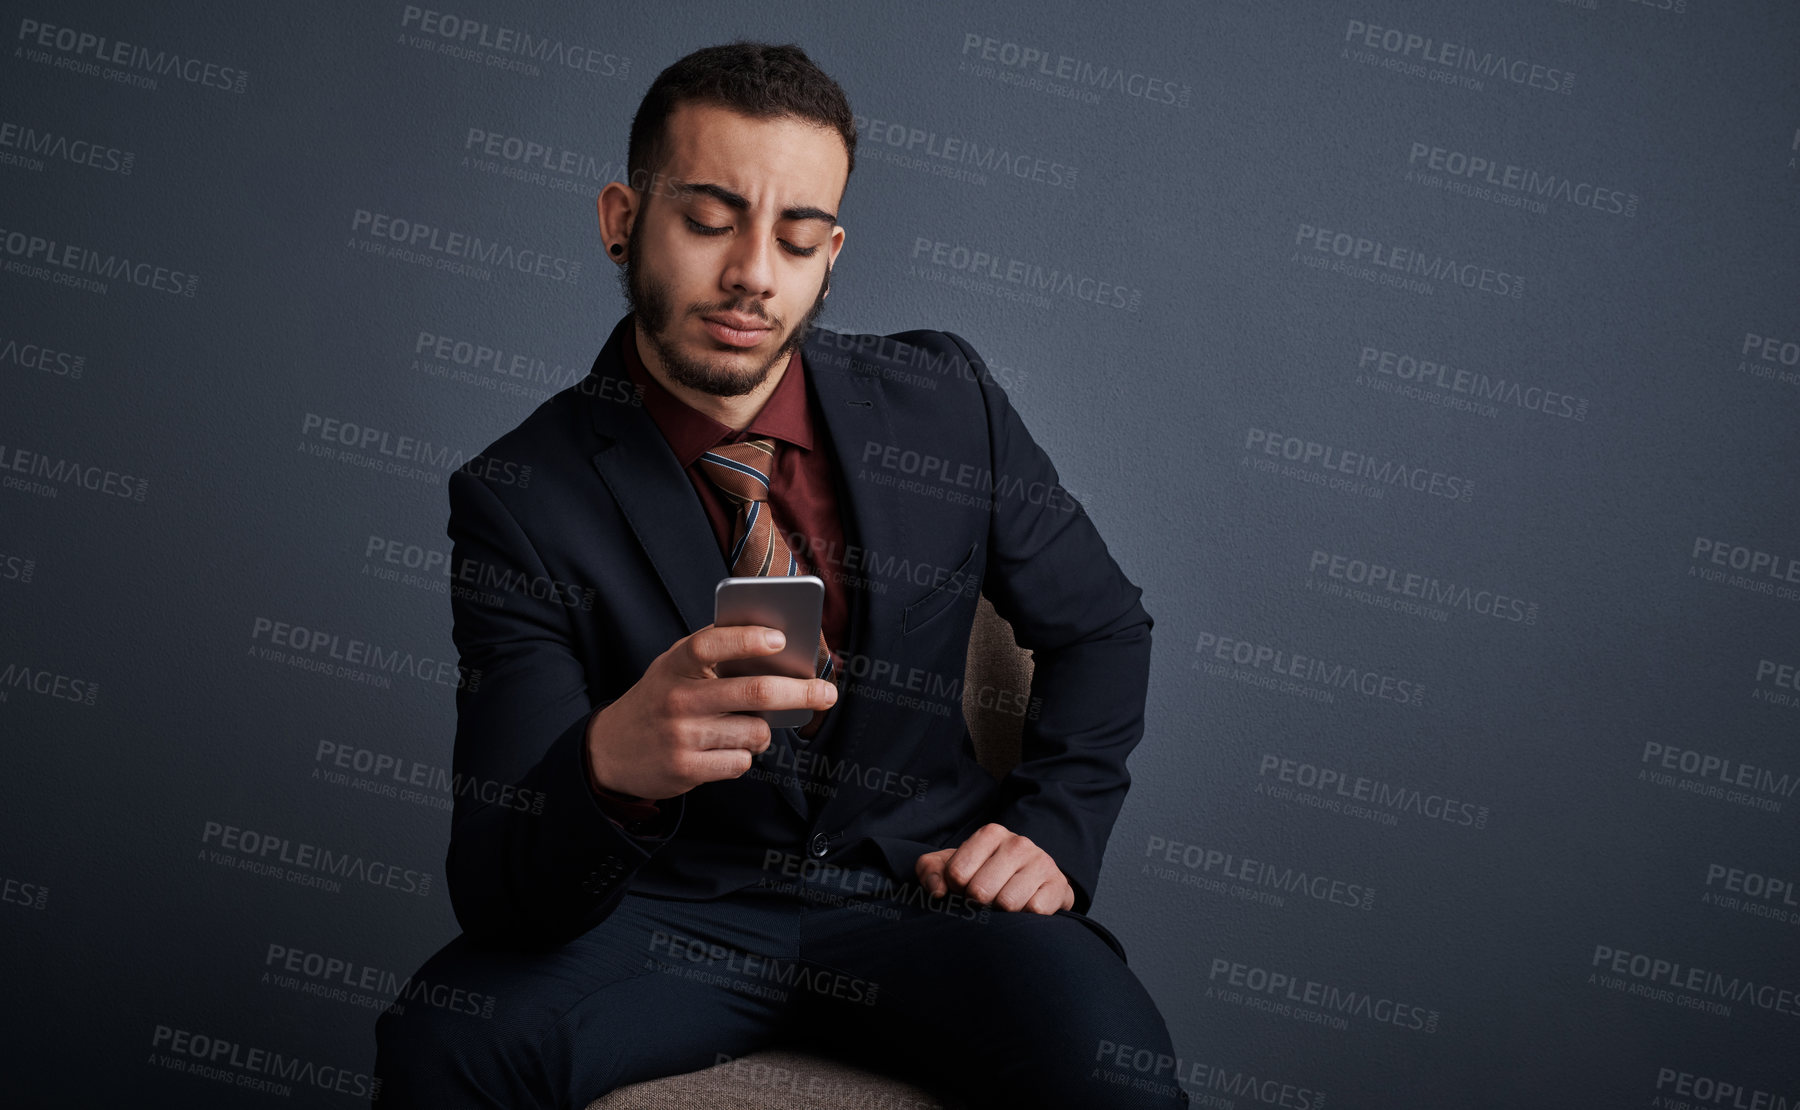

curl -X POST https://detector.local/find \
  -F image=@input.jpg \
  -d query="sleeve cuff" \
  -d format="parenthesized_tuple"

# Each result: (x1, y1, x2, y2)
(577, 718, 676, 840)
(592, 785, 662, 825)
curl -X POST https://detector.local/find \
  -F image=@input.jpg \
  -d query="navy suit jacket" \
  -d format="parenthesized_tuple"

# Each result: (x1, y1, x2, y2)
(443, 313, 1155, 949)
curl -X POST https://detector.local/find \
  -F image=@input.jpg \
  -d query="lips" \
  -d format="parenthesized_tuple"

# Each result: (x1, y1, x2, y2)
(704, 313, 772, 332)
(701, 314, 773, 348)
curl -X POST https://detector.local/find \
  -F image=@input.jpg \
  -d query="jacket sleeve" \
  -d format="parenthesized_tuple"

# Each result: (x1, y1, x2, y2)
(442, 466, 684, 949)
(944, 331, 1155, 915)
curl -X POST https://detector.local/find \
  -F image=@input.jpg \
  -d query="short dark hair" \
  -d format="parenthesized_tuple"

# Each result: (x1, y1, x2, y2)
(627, 42, 856, 200)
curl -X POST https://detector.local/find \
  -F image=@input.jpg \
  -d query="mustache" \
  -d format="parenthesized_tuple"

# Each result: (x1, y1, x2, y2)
(694, 301, 774, 323)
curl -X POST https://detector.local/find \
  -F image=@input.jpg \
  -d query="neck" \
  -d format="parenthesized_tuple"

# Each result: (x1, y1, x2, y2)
(634, 321, 786, 433)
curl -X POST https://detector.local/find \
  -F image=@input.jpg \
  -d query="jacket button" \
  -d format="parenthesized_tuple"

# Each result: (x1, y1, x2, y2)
(809, 832, 830, 858)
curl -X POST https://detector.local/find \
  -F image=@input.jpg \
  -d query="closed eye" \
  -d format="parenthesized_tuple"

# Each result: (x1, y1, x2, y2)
(685, 216, 821, 257)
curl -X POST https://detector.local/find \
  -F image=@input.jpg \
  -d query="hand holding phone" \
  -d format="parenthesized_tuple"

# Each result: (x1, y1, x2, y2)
(582, 577, 835, 801)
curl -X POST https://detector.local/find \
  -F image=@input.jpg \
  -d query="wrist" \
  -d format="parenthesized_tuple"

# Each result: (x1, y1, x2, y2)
(583, 707, 641, 800)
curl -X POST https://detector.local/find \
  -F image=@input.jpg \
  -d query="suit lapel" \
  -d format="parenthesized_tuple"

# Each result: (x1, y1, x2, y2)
(587, 382, 726, 641)
(801, 333, 922, 831)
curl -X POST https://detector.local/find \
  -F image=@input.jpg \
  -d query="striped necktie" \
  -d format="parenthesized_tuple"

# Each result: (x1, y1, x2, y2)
(697, 437, 838, 691)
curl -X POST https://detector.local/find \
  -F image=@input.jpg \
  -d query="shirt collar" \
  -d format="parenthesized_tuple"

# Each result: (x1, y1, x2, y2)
(619, 315, 813, 468)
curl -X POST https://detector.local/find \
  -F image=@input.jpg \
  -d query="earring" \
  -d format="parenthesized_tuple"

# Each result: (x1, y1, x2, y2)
(610, 243, 624, 257)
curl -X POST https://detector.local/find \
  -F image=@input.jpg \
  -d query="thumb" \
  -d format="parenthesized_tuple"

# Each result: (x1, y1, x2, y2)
(915, 850, 949, 896)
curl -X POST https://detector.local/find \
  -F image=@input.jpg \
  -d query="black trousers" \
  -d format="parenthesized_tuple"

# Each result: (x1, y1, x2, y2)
(373, 863, 1190, 1109)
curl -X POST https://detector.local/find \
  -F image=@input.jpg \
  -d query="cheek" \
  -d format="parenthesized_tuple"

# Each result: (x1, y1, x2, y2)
(644, 227, 714, 285)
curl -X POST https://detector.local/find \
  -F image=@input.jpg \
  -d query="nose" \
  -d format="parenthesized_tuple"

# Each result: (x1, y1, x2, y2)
(720, 225, 777, 300)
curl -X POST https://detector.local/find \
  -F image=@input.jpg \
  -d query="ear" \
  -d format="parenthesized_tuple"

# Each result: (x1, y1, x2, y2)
(596, 182, 638, 255)
(823, 226, 845, 297)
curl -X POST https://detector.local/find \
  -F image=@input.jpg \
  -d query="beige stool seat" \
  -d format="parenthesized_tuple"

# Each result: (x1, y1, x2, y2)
(590, 1047, 969, 1109)
(587, 596, 1030, 1109)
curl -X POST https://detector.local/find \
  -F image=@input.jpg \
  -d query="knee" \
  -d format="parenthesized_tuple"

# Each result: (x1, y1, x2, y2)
(988, 1029, 1187, 1110)
(971, 981, 1184, 1110)
(1070, 1037, 1193, 1110)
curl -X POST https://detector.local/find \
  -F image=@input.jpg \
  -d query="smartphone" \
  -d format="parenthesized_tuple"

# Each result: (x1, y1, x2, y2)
(713, 575, 825, 729)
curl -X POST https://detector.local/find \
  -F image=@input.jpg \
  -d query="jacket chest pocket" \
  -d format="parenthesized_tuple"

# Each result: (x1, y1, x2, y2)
(901, 542, 980, 636)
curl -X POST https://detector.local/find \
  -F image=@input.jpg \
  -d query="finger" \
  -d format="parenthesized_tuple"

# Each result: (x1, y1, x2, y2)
(915, 851, 949, 897)
(968, 835, 1047, 906)
(993, 867, 1047, 913)
(962, 848, 1033, 906)
(687, 674, 837, 717)
(680, 624, 784, 676)
(685, 713, 772, 754)
(1026, 883, 1065, 916)
(929, 852, 954, 897)
(686, 747, 757, 783)
(944, 825, 1010, 891)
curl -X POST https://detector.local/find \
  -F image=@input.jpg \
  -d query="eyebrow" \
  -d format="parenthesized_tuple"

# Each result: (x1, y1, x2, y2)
(679, 181, 837, 226)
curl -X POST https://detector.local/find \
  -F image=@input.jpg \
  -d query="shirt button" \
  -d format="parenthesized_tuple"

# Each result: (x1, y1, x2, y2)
(809, 832, 830, 858)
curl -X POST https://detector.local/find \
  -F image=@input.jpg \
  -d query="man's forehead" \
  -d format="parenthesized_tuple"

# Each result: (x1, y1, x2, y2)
(658, 103, 846, 209)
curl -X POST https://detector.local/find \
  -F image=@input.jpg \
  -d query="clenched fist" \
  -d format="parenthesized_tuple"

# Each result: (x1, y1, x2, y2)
(915, 823, 1074, 915)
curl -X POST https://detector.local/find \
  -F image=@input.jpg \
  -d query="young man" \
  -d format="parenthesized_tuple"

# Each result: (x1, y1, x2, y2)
(374, 42, 1186, 1110)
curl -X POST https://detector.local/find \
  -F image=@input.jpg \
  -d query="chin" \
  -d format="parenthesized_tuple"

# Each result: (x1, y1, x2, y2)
(672, 347, 777, 397)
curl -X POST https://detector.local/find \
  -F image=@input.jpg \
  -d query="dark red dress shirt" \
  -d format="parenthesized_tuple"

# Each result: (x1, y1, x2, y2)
(589, 318, 851, 830)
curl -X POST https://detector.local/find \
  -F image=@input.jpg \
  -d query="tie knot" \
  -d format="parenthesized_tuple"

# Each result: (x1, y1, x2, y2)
(698, 437, 778, 504)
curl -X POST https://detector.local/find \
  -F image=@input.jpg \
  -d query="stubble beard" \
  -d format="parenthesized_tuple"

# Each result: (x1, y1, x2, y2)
(619, 216, 832, 399)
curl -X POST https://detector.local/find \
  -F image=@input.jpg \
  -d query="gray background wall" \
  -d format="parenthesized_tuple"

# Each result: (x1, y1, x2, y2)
(3, 1, 1796, 1106)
